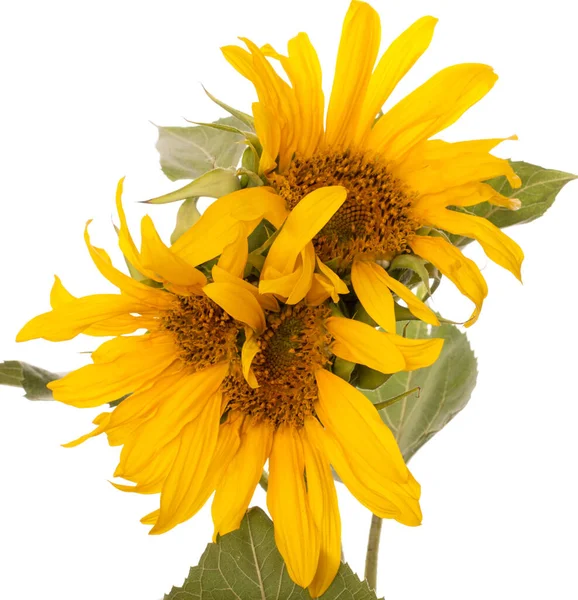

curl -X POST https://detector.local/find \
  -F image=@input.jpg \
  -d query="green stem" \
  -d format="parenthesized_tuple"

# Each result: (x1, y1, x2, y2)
(364, 514, 383, 592)
(259, 469, 269, 492)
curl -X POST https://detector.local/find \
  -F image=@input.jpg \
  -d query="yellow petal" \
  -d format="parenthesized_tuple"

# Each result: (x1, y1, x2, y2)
(315, 369, 409, 482)
(18, 291, 143, 342)
(241, 327, 260, 388)
(282, 32, 324, 158)
(351, 259, 396, 332)
(409, 235, 488, 327)
(49, 275, 75, 308)
(172, 188, 288, 266)
(140, 215, 207, 288)
(253, 102, 281, 173)
(315, 257, 349, 303)
(117, 361, 229, 479)
(217, 222, 249, 279)
(203, 282, 266, 334)
(212, 418, 273, 538)
(399, 138, 521, 194)
(368, 63, 498, 161)
(385, 334, 444, 371)
(48, 334, 178, 407)
(418, 208, 524, 281)
(325, 316, 406, 374)
(305, 417, 422, 526)
(84, 221, 172, 308)
(267, 426, 320, 588)
(62, 412, 111, 448)
(305, 273, 334, 306)
(354, 16, 438, 145)
(150, 390, 222, 534)
(263, 186, 347, 275)
(325, 0, 381, 150)
(302, 431, 341, 598)
(114, 178, 159, 281)
(212, 265, 279, 312)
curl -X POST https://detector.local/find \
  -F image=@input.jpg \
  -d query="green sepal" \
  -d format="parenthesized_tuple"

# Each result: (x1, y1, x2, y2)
(170, 197, 202, 244)
(202, 86, 256, 132)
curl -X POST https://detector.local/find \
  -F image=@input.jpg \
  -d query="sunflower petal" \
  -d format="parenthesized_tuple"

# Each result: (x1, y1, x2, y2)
(241, 327, 260, 388)
(418, 208, 524, 281)
(267, 426, 320, 588)
(62, 412, 111, 448)
(351, 259, 396, 332)
(409, 235, 488, 326)
(303, 430, 341, 598)
(325, 316, 406, 374)
(325, 0, 381, 150)
(217, 222, 249, 279)
(354, 16, 438, 145)
(212, 418, 273, 538)
(368, 63, 498, 160)
(203, 282, 266, 334)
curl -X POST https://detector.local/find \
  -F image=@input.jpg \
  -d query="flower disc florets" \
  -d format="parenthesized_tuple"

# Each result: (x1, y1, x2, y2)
(273, 150, 420, 267)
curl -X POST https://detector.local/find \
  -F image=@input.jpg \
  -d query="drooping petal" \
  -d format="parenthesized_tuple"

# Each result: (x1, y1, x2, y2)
(409, 235, 488, 326)
(417, 208, 524, 281)
(368, 63, 498, 161)
(116, 361, 229, 478)
(263, 186, 347, 276)
(302, 430, 341, 598)
(203, 281, 266, 334)
(354, 16, 438, 145)
(325, 316, 406, 374)
(212, 265, 279, 312)
(315, 370, 409, 482)
(315, 257, 349, 303)
(385, 334, 444, 371)
(150, 390, 223, 534)
(325, 0, 381, 150)
(305, 417, 422, 526)
(172, 187, 287, 266)
(267, 426, 320, 589)
(351, 259, 396, 332)
(216, 222, 249, 279)
(212, 418, 273, 538)
(48, 334, 178, 407)
(241, 327, 260, 388)
(253, 101, 282, 173)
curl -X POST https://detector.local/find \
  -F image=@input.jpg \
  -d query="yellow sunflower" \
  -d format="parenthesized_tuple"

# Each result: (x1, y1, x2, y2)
(18, 180, 443, 596)
(177, 0, 525, 329)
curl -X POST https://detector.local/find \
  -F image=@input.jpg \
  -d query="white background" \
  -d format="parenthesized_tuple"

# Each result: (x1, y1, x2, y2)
(1, 0, 577, 598)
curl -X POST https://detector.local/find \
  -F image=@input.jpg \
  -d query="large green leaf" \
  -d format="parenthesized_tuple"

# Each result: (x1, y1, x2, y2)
(0, 360, 59, 400)
(155, 116, 246, 182)
(362, 322, 477, 462)
(165, 507, 382, 600)
(451, 161, 576, 247)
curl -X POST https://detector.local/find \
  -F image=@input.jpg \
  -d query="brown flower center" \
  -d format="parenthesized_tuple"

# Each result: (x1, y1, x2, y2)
(273, 150, 419, 268)
(163, 295, 333, 428)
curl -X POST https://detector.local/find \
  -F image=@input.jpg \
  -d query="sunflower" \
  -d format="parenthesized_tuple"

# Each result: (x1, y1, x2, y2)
(176, 0, 525, 329)
(17, 180, 443, 596)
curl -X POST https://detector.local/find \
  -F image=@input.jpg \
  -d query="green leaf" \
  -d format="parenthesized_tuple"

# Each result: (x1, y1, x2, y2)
(170, 198, 202, 244)
(363, 322, 477, 462)
(0, 360, 60, 400)
(145, 168, 241, 204)
(165, 507, 382, 600)
(155, 118, 246, 182)
(451, 161, 576, 247)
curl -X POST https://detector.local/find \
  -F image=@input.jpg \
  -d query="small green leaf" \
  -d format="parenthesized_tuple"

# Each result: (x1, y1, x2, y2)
(170, 198, 202, 244)
(165, 507, 382, 600)
(145, 168, 241, 204)
(203, 86, 256, 132)
(155, 118, 246, 182)
(451, 161, 576, 247)
(0, 360, 60, 400)
(363, 322, 477, 462)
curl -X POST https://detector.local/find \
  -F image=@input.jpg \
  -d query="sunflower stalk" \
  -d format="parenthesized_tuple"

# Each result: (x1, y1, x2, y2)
(364, 514, 383, 592)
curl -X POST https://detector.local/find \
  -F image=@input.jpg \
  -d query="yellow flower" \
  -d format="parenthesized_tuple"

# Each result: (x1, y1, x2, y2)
(178, 0, 525, 328)
(18, 180, 443, 596)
